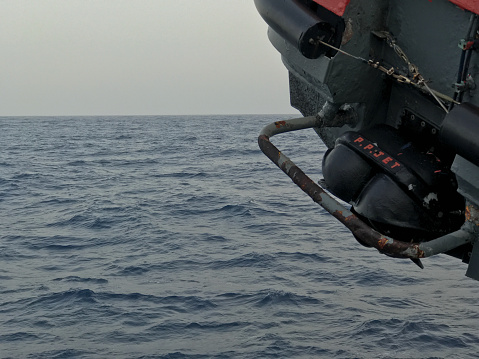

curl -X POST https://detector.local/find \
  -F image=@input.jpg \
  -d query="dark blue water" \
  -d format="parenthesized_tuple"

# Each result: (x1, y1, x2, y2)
(1, 115, 478, 358)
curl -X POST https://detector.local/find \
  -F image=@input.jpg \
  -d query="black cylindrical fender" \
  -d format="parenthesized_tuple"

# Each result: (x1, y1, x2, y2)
(254, 0, 342, 59)
(440, 102, 479, 166)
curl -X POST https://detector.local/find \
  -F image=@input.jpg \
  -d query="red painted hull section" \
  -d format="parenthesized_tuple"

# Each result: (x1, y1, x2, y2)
(313, 0, 479, 16)
(449, 0, 479, 14)
(312, 0, 351, 16)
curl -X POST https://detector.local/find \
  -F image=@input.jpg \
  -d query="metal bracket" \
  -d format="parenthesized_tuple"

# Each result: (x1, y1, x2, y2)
(258, 110, 476, 262)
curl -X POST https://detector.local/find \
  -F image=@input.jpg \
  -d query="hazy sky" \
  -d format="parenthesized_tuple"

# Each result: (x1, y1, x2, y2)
(0, 1, 298, 116)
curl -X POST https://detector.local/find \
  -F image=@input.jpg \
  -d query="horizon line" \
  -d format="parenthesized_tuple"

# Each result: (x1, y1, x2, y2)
(0, 112, 301, 118)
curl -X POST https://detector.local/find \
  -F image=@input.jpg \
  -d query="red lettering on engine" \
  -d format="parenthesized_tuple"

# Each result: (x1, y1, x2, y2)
(352, 134, 402, 171)
(382, 157, 393, 165)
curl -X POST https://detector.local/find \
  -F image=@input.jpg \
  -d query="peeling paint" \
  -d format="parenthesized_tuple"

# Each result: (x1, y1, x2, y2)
(423, 192, 438, 208)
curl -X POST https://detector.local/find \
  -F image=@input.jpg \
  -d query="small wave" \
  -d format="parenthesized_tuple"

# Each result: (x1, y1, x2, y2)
(52, 276, 108, 284)
(353, 318, 404, 337)
(12, 172, 40, 180)
(116, 265, 150, 276)
(276, 251, 329, 263)
(218, 204, 252, 217)
(31, 319, 55, 329)
(47, 214, 113, 229)
(0, 331, 40, 342)
(177, 203, 257, 218)
(208, 252, 276, 269)
(155, 171, 209, 179)
(108, 260, 203, 275)
(39, 197, 78, 206)
(117, 158, 160, 167)
(139, 352, 222, 359)
(88, 217, 113, 229)
(254, 290, 321, 307)
(65, 160, 88, 166)
(185, 321, 244, 330)
(115, 134, 133, 140)
(172, 201, 266, 220)
(42, 244, 88, 251)
(188, 201, 285, 220)
(215, 290, 320, 308)
(203, 234, 230, 242)
(26, 235, 90, 251)
(0, 246, 35, 260)
(47, 214, 88, 227)
(99, 292, 217, 311)
(27, 348, 93, 359)
(351, 267, 421, 287)
(28, 289, 97, 308)
(374, 296, 427, 309)
(145, 320, 247, 338)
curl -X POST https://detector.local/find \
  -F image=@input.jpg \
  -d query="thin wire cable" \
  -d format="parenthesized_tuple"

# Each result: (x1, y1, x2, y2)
(318, 39, 452, 113)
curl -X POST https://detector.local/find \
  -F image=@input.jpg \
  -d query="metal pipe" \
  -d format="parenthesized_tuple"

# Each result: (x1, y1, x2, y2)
(416, 228, 474, 258)
(258, 113, 476, 259)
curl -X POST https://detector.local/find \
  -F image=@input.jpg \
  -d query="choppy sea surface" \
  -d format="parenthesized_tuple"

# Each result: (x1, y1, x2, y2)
(1, 115, 478, 359)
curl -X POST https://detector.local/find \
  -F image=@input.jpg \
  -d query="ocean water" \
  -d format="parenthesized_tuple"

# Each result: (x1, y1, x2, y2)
(0, 114, 478, 359)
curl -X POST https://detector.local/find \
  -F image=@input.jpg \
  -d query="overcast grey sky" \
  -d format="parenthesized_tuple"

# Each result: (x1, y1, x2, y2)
(0, 1, 298, 116)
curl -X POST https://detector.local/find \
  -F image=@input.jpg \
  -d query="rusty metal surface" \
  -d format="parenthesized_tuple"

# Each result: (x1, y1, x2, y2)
(258, 116, 477, 259)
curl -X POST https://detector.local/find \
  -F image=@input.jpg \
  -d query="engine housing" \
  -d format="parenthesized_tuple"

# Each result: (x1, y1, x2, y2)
(322, 125, 465, 242)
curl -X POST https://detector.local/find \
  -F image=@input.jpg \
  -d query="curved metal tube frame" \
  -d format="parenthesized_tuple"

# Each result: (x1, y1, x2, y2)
(258, 115, 476, 259)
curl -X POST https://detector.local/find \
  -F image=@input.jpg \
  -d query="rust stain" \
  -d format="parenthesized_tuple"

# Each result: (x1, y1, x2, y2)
(341, 18, 354, 45)
(466, 206, 471, 222)
(410, 245, 425, 258)
(377, 237, 389, 249)
(465, 205, 479, 225)
(332, 210, 345, 220)
(275, 121, 287, 128)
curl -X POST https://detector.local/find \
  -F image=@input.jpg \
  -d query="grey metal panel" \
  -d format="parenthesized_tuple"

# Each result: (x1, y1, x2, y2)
(387, 0, 472, 100)
(453, 156, 479, 206)
(466, 242, 479, 280)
